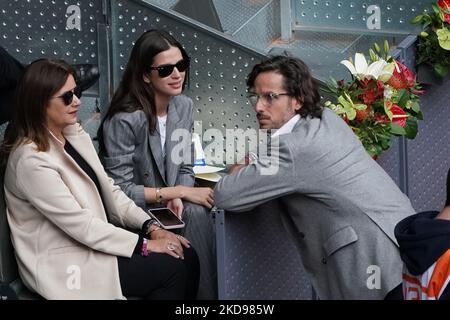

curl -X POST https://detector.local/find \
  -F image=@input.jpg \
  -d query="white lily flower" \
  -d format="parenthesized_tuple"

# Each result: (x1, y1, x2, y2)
(341, 53, 394, 81)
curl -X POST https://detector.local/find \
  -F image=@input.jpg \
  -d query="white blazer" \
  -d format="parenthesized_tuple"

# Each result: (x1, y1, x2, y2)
(4, 123, 150, 299)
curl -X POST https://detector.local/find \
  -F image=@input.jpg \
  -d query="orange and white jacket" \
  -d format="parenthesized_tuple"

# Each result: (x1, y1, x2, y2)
(395, 210, 450, 300)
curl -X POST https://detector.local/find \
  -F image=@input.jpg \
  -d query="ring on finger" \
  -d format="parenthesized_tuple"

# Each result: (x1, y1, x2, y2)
(167, 242, 176, 251)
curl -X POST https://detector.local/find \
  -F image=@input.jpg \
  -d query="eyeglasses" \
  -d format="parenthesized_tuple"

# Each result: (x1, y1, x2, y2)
(247, 92, 292, 107)
(149, 59, 190, 78)
(52, 87, 82, 106)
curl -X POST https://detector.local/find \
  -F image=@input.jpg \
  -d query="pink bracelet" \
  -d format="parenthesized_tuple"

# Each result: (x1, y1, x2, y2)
(141, 238, 149, 257)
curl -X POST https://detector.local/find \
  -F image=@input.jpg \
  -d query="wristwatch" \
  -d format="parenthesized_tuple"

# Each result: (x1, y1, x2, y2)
(146, 218, 162, 234)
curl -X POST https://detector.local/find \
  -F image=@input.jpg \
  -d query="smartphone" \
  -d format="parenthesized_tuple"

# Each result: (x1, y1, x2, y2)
(148, 208, 185, 229)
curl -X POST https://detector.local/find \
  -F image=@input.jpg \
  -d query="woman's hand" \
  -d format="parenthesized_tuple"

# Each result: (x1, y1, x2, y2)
(179, 186, 214, 209)
(167, 198, 184, 219)
(147, 230, 190, 259)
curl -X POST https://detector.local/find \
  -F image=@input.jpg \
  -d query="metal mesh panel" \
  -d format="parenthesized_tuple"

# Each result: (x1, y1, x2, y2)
(0, 0, 103, 139)
(407, 76, 450, 212)
(111, 0, 266, 166)
(224, 208, 312, 299)
(212, 0, 272, 34)
(269, 31, 406, 83)
(143, 0, 179, 9)
(232, 0, 280, 52)
(293, 0, 430, 34)
(377, 137, 401, 188)
(0, 0, 102, 65)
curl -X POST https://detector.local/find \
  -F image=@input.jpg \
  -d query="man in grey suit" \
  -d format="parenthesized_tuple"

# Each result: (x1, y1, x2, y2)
(214, 56, 415, 299)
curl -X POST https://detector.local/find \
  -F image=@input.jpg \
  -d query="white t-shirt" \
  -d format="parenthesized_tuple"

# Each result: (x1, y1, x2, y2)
(158, 115, 167, 157)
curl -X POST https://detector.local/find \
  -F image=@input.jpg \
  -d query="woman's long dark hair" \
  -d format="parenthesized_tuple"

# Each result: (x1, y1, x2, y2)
(0, 59, 75, 169)
(98, 29, 189, 154)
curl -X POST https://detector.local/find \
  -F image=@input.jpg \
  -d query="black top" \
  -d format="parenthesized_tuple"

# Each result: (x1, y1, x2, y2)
(64, 140, 149, 255)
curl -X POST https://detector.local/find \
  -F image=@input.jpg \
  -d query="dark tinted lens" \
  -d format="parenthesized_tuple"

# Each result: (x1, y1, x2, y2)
(157, 59, 190, 77)
(176, 59, 189, 72)
(61, 91, 74, 105)
(158, 65, 175, 78)
(74, 86, 82, 99)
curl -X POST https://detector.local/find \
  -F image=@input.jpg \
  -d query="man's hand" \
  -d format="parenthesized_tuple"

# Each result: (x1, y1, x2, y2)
(228, 164, 246, 175)
(228, 152, 258, 175)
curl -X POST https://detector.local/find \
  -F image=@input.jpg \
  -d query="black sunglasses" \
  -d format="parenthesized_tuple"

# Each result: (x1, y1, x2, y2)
(53, 87, 82, 106)
(149, 59, 190, 78)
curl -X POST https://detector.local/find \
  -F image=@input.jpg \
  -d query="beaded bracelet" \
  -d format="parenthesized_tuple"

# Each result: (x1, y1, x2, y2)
(141, 238, 149, 257)
(155, 187, 163, 203)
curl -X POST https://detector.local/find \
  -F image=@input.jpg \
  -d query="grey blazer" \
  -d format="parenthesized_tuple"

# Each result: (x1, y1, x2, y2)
(214, 108, 415, 300)
(101, 95, 218, 299)
(100, 95, 195, 210)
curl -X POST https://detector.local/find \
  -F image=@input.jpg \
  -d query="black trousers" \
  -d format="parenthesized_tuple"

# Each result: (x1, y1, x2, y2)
(118, 247, 200, 300)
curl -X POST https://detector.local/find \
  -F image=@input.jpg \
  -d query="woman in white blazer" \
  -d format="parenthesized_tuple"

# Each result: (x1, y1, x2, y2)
(1, 59, 199, 299)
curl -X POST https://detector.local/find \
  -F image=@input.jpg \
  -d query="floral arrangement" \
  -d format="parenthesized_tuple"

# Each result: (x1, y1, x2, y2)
(324, 41, 424, 158)
(411, 0, 450, 78)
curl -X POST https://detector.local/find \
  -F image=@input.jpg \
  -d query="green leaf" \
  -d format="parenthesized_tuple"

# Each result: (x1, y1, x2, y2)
(381, 139, 391, 150)
(373, 42, 381, 53)
(346, 108, 356, 121)
(404, 119, 418, 139)
(390, 123, 407, 135)
(354, 103, 368, 110)
(396, 89, 409, 108)
(434, 63, 449, 78)
(416, 111, 424, 121)
(338, 95, 351, 108)
(369, 49, 378, 62)
(432, 3, 441, 15)
(408, 100, 421, 113)
(411, 15, 423, 24)
(384, 40, 390, 54)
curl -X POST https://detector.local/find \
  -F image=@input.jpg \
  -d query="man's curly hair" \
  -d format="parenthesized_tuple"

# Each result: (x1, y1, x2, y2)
(246, 55, 323, 119)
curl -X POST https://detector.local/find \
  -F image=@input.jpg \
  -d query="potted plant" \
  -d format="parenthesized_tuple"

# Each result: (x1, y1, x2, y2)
(324, 42, 425, 159)
(411, 0, 450, 84)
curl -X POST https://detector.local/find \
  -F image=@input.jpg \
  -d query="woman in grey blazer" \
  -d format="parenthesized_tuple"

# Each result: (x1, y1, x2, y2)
(99, 30, 217, 299)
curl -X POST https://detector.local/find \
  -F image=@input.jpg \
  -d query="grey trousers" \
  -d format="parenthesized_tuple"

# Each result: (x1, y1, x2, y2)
(180, 202, 217, 300)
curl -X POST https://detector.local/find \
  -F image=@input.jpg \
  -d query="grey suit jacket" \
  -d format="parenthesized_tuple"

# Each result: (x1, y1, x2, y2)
(214, 108, 415, 300)
(101, 95, 195, 210)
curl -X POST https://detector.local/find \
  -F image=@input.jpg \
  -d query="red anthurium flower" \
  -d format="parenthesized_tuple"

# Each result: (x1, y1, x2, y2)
(359, 78, 373, 88)
(355, 105, 373, 122)
(362, 89, 377, 104)
(376, 80, 384, 96)
(374, 112, 390, 124)
(438, 0, 450, 24)
(388, 61, 416, 89)
(387, 102, 408, 127)
(411, 88, 426, 95)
